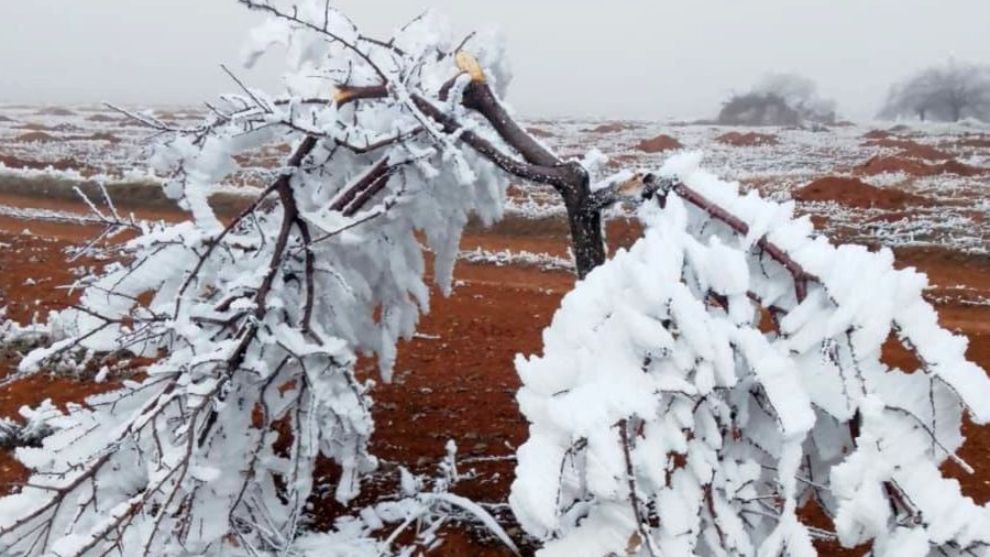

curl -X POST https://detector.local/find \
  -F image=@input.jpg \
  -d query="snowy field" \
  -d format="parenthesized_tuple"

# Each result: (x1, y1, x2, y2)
(2, 104, 988, 257)
(1, 105, 990, 556)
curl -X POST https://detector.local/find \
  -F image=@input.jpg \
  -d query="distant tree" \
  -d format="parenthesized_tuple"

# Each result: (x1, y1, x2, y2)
(718, 73, 836, 126)
(880, 61, 990, 122)
(719, 93, 802, 127)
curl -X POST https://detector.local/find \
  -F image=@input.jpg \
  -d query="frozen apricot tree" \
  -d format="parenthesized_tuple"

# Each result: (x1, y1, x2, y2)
(511, 154, 990, 556)
(0, 0, 599, 554)
(3, 1, 990, 556)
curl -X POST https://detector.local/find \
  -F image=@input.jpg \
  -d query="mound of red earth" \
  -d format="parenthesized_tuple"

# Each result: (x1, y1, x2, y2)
(12, 130, 120, 145)
(864, 138, 952, 161)
(607, 153, 641, 169)
(792, 176, 930, 210)
(17, 122, 81, 133)
(14, 131, 57, 143)
(85, 114, 120, 123)
(77, 132, 120, 143)
(716, 131, 779, 147)
(636, 134, 682, 153)
(856, 156, 984, 177)
(524, 127, 553, 138)
(584, 122, 638, 134)
(952, 135, 990, 149)
(0, 154, 95, 174)
(863, 129, 893, 140)
(34, 107, 76, 117)
(863, 126, 915, 139)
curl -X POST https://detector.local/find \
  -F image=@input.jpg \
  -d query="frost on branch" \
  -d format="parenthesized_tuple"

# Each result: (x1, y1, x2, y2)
(511, 153, 990, 556)
(0, 2, 520, 554)
(0, 400, 64, 451)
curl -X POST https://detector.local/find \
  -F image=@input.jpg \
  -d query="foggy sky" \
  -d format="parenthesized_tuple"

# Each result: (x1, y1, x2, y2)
(2, 1, 989, 120)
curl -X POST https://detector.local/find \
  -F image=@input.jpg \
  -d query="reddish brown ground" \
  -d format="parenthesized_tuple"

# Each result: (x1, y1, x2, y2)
(14, 131, 58, 143)
(862, 137, 952, 161)
(0, 154, 97, 174)
(856, 155, 984, 177)
(524, 127, 554, 138)
(951, 135, 990, 149)
(34, 107, 76, 117)
(716, 131, 779, 147)
(636, 134, 683, 153)
(15, 122, 82, 133)
(1, 192, 989, 556)
(12, 131, 120, 145)
(583, 122, 640, 134)
(792, 176, 931, 209)
(84, 113, 120, 123)
(862, 130, 893, 140)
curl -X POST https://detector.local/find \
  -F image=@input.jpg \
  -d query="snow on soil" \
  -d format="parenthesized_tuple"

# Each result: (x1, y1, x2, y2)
(1, 106, 989, 255)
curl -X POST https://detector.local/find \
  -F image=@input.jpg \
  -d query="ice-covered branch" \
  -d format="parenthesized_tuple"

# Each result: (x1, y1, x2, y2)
(0, 4, 520, 554)
(511, 153, 990, 557)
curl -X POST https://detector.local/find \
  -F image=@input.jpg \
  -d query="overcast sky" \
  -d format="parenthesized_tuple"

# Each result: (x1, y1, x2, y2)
(2, 1, 989, 120)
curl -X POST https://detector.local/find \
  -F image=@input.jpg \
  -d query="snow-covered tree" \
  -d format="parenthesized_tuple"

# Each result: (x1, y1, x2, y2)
(880, 61, 990, 122)
(0, 1, 594, 554)
(3, 2, 989, 556)
(510, 154, 990, 556)
(718, 73, 837, 127)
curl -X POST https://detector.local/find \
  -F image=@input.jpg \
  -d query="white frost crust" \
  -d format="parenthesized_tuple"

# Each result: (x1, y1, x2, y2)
(511, 153, 990, 556)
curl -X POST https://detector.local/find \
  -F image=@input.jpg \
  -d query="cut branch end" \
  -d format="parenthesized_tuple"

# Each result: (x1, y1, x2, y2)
(455, 51, 486, 83)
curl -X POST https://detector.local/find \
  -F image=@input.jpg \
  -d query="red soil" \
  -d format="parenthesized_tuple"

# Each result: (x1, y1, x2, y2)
(938, 159, 986, 176)
(1, 197, 989, 557)
(12, 130, 119, 144)
(34, 107, 76, 117)
(635, 133, 683, 153)
(716, 131, 779, 147)
(14, 131, 58, 143)
(85, 113, 118, 122)
(856, 155, 985, 177)
(15, 122, 81, 133)
(952, 135, 990, 149)
(524, 127, 553, 138)
(0, 154, 96, 175)
(607, 153, 641, 169)
(584, 122, 638, 134)
(862, 130, 893, 140)
(792, 176, 930, 210)
(80, 132, 120, 143)
(864, 137, 952, 160)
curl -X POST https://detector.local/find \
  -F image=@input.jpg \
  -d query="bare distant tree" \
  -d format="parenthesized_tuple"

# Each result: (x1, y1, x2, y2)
(718, 73, 836, 126)
(880, 61, 990, 122)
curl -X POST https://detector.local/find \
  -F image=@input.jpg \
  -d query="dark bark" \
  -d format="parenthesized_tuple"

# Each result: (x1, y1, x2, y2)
(669, 182, 816, 303)
(314, 67, 610, 277)
(434, 79, 606, 277)
(561, 182, 606, 278)
(457, 82, 559, 167)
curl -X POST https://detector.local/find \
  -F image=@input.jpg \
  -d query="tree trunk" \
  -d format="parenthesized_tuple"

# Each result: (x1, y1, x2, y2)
(562, 181, 607, 278)
(451, 78, 608, 278)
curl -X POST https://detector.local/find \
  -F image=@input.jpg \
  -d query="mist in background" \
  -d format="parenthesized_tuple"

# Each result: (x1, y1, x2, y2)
(2, 0, 989, 121)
